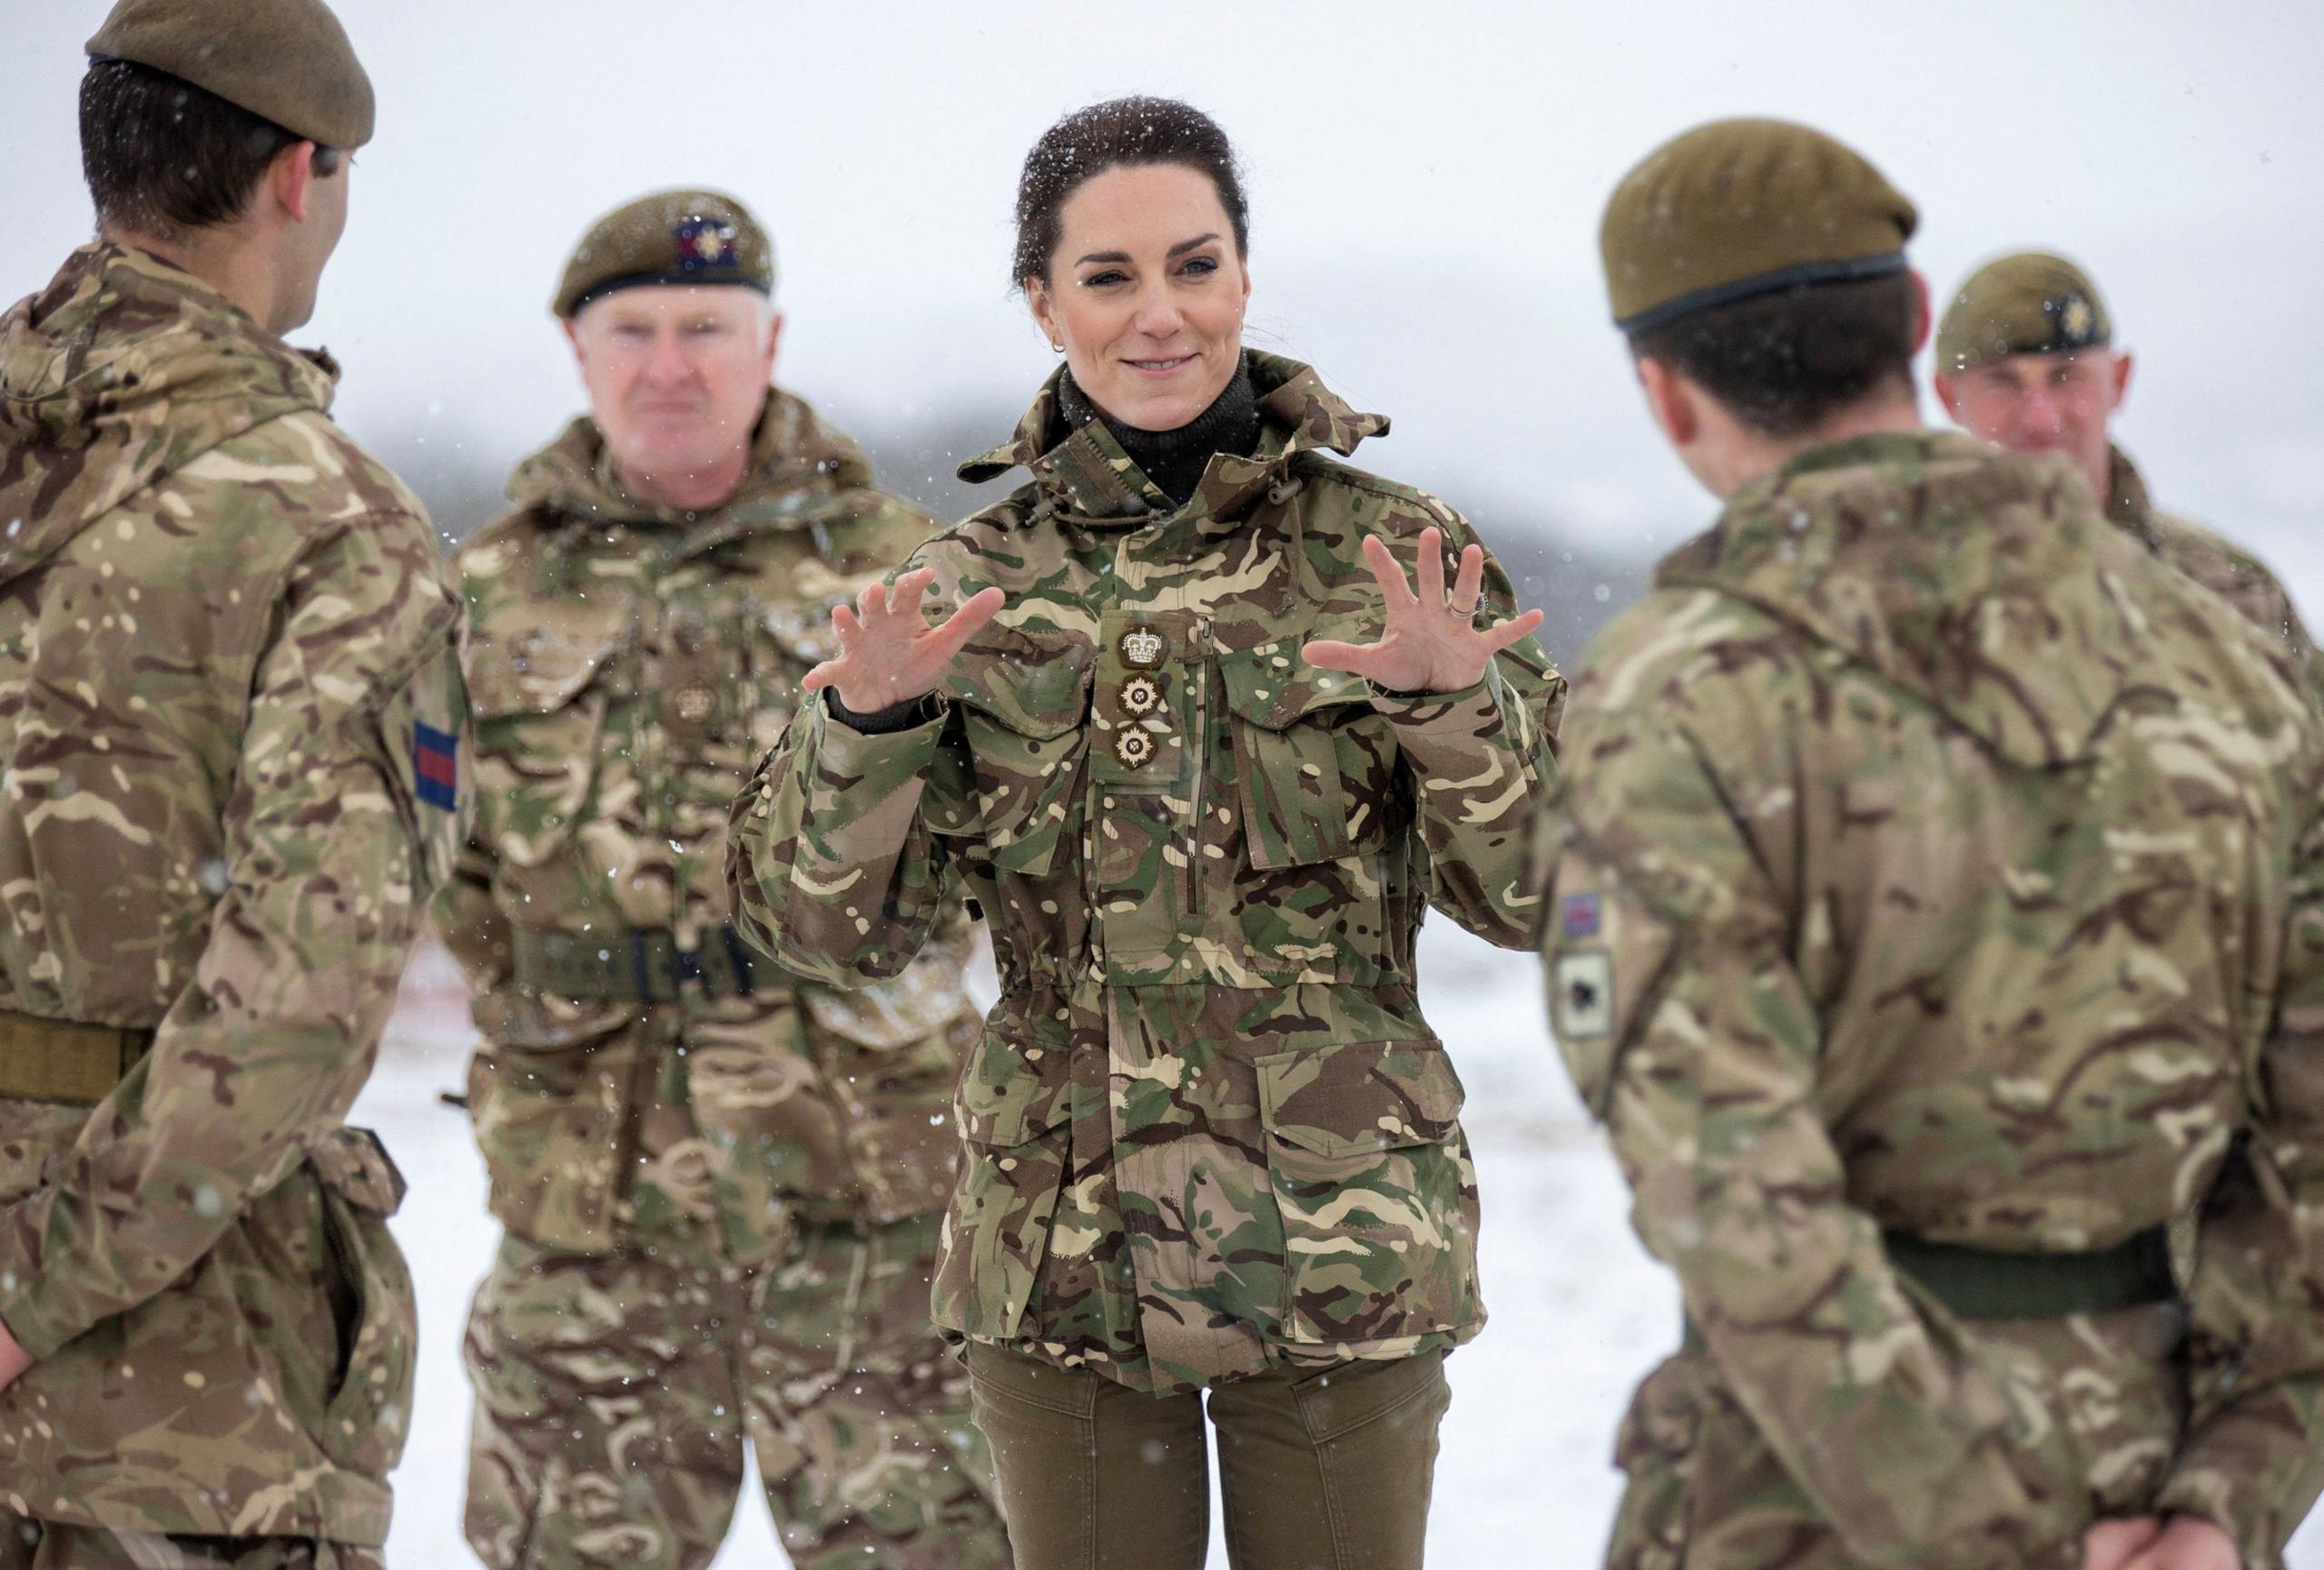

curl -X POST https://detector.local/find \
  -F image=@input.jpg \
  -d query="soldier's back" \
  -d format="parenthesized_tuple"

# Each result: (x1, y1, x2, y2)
(0, 242, 463, 1542)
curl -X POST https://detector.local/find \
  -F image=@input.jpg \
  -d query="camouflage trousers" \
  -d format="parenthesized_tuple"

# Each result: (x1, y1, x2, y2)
(0, 1519, 379, 1570)
(462, 1209, 1009, 1570)
(1604, 1303, 2191, 1570)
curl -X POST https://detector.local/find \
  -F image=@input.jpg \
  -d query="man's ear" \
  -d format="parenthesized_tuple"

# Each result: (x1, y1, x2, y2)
(1636, 355, 1699, 448)
(762, 309, 784, 380)
(1906, 269, 1934, 356)
(561, 313, 588, 371)
(267, 141, 320, 224)
(1933, 371, 1963, 425)
(2108, 349, 2134, 414)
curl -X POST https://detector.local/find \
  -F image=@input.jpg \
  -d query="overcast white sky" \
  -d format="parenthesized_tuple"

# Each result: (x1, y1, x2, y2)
(5, 0, 2321, 607)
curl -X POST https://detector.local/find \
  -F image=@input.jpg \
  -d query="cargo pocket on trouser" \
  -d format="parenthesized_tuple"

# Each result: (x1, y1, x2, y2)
(305, 1127, 418, 1480)
(931, 1014, 1075, 1342)
(1256, 1040, 1477, 1346)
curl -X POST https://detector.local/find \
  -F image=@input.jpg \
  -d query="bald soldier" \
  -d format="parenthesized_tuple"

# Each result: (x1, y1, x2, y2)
(436, 191, 1009, 1570)
(1935, 252, 2324, 702)
(1538, 119, 2324, 1570)
(0, 1, 467, 1565)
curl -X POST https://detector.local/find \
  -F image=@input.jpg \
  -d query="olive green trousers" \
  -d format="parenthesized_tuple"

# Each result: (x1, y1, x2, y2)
(965, 1343, 1451, 1570)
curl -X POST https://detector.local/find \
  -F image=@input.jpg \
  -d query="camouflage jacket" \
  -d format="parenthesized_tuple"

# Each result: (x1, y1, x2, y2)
(435, 396, 972, 1259)
(0, 245, 468, 1540)
(1539, 431, 2324, 1568)
(730, 353, 1564, 1394)
(2107, 443, 2324, 708)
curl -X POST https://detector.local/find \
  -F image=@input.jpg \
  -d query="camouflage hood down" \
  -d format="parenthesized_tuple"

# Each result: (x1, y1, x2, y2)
(0, 242, 339, 588)
(1653, 431, 2142, 769)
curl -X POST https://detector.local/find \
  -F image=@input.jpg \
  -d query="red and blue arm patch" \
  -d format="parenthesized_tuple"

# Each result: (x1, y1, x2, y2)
(413, 720, 459, 811)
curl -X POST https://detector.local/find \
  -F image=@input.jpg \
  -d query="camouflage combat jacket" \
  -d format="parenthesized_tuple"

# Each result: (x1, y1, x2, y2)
(731, 353, 1564, 1394)
(0, 245, 468, 1540)
(1540, 431, 2324, 1568)
(2107, 443, 2324, 707)
(436, 396, 973, 1261)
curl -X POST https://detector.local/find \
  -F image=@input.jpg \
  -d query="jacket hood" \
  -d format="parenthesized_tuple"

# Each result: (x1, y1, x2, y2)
(509, 388, 875, 540)
(1657, 430, 2140, 768)
(0, 243, 336, 589)
(957, 351, 1388, 525)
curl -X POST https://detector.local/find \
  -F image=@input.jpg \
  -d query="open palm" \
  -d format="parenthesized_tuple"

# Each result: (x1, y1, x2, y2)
(802, 568, 1007, 716)
(1303, 527, 1545, 695)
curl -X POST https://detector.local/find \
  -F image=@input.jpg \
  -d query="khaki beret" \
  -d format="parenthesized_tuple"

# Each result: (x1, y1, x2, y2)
(1935, 252, 2112, 372)
(554, 189, 776, 319)
(87, 0, 374, 149)
(1600, 118, 1917, 334)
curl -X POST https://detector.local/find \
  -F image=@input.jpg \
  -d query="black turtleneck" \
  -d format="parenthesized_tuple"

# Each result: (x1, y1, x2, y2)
(1056, 358, 1262, 508)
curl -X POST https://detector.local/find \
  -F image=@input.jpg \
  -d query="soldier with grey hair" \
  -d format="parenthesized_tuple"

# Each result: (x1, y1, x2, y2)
(0, 0, 468, 1565)
(1540, 117, 2324, 1570)
(437, 188, 1009, 1570)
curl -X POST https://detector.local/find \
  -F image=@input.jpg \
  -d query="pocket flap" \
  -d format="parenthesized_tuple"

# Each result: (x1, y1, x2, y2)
(947, 628, 1095, 739)
(1257, 1040, 1464, 1160)
(466, 617, 627, 718)
(1220, 637, 1375, 731)
(955, 1013, 1074, 1148)
(306, 1126, 408, 1216)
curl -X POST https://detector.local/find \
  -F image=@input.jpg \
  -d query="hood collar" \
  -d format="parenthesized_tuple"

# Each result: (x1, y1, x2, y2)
(1659, 429, 2135, 768)
(957, 351, 1387, 528)
(0, 243, 337, 588)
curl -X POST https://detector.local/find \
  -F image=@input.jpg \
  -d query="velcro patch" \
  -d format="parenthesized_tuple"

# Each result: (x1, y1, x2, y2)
(1560, 892, 1603, 940)
(1553, 950, 1613, 1041)
(413, 720, 459, 811)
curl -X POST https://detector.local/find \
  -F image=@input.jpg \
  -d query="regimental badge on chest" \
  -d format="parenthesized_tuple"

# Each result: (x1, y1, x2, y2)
(1118, 672, 1164, 718)
(673, 686, 716, 725)
(1119, 625, 1167, 669)
(1114, 728, 1157, 768)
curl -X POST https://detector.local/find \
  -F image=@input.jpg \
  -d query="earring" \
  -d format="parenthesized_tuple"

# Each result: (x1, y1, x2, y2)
(1049, 341, 1065, 353)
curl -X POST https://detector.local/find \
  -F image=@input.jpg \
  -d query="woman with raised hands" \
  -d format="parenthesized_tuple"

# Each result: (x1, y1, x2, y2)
(727, 96, 1561, 1570)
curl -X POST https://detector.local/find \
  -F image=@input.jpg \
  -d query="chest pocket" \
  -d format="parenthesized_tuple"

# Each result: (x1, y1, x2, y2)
(1220, 637, 1392, 871)
(945, 629, 1095, 877)
(465, 612, 628, 869)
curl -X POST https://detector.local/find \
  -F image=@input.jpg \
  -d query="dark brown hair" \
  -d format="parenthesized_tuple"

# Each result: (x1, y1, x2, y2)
(80, 59, 343, 239)
(1629, 272, 1919, 439)
(1012, 96, 1248, 289)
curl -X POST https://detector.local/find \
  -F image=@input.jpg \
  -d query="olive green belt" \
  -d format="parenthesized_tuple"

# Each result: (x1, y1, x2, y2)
(509, 924, 762, 1002)
(1684, 1226, 2177, 1348)
(0, 1006, 154, 1106)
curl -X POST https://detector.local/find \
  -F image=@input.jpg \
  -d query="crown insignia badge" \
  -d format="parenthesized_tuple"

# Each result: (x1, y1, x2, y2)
(1119, 627, 1166, 669)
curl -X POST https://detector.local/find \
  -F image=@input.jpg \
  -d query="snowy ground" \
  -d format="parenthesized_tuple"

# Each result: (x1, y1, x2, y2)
(357, 928, 2324, 1568)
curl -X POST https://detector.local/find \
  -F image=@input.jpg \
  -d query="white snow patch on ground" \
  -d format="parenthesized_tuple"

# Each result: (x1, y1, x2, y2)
(359, 930, 2324, 1567)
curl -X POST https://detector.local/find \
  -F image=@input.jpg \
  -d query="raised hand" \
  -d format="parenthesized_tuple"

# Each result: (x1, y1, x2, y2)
(801, 568, 1007, 716)
(2083, 1517, 2165, 1570)
(2118, 1516, 2240, 1570)
(1301, 527, 1546, 696)
(0, 1316, 31, 1396)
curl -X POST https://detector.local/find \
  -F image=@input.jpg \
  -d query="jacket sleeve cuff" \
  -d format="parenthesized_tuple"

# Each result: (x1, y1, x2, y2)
(0, 1216, 80, 1359)
(816, 691, 950, 779)
(2154, 1459, 2275, 1569)
(825, 688, 944, 736)
(1367, 666, 1508, 744)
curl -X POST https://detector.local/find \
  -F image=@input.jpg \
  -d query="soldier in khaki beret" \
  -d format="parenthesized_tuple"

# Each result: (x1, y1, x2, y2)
(1935, 252, 2323, 706)
(1539, 118, 2324, 1570)
(0, 0, 468, 1566)
(436, 190, 1009, 1570)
